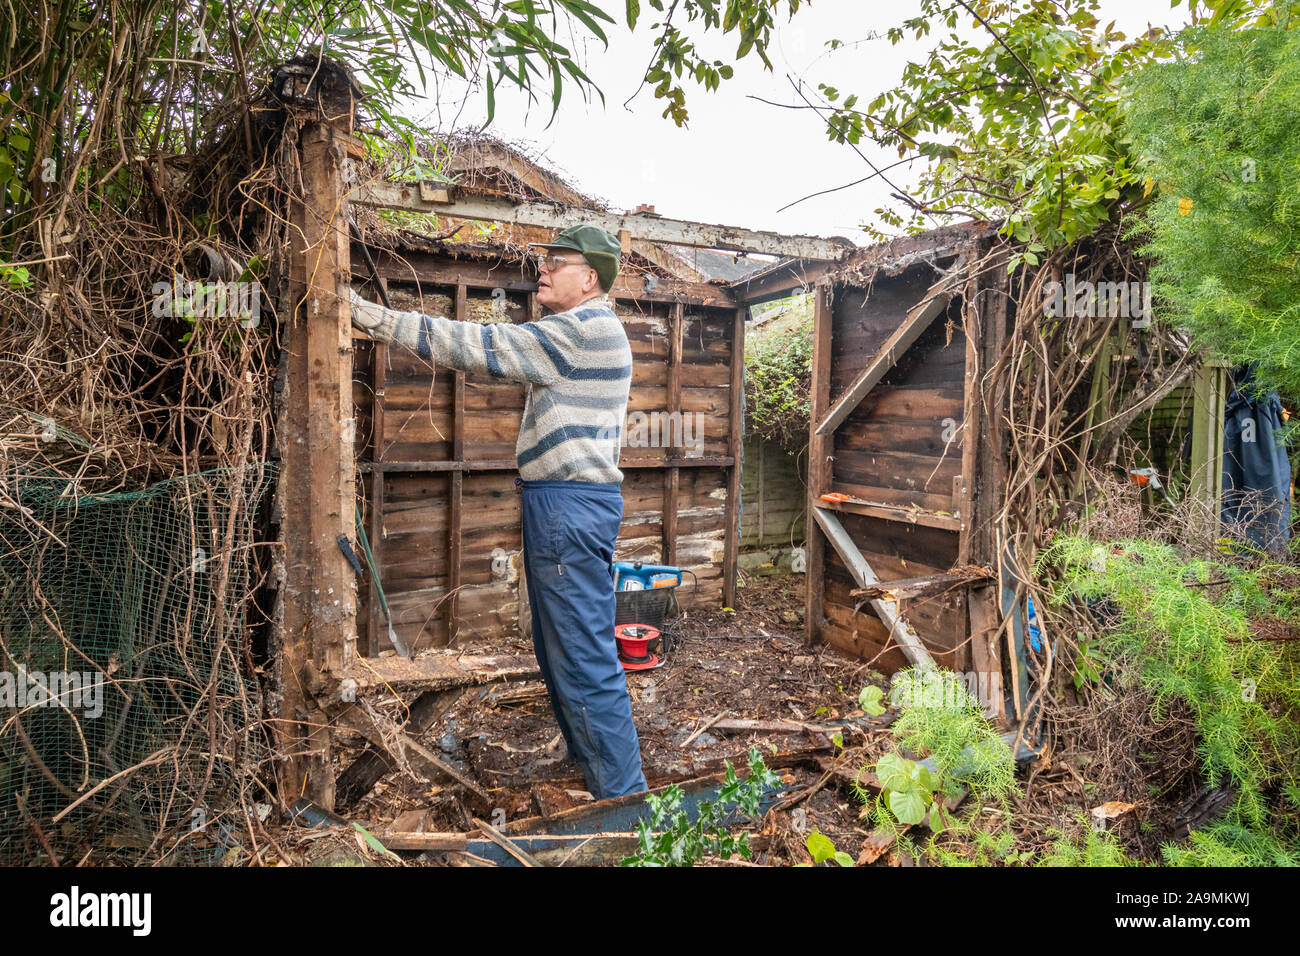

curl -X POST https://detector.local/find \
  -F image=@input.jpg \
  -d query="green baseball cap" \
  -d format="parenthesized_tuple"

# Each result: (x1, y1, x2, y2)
(528, 224, 621, 292)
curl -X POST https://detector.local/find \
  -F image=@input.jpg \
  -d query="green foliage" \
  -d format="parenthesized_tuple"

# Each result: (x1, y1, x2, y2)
(744, 313, 812, 452)
(1159, 820, 1300, 866)
(1044, 535, 1300, 837)
(859, 668, 1017, 838)
(1037, 818, 1138, 867)
(888, 669, 1019, 803)
(923, 815, 1036, 866)
(1073, 637, 1104, 690)
(623, 748, 782, 866)
(858, 684, 887, 716)
(804, 830, 854, 866)
(0, 1, 793, 239)
(1122, 17, 1300, 400)
(0, 263, 32, 289)
(811, 1, 1291, 263)
(0, 2, 618, 227)
(875, 750, 944, 828)
(817, 0, 1180, 256)
(632, 0, 806, 125)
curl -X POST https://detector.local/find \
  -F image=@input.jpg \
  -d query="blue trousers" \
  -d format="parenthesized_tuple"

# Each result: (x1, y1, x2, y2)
(521, 480, 647, 800)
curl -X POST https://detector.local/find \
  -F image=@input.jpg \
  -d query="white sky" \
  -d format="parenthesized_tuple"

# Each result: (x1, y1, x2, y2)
(406, 0, 1194, 245)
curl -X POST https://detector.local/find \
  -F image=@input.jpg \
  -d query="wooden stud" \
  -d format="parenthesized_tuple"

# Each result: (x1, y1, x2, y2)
(969, 250, 1010, 726)
(367, 292, 387, 656)
(448, 284, 467, 647)
(663, 303, 683, 565)
(1189, 360, 1229, 538)
(723, 305, 745, 607)
(805, 281, 832, 646)
(957, 268, 980, 567)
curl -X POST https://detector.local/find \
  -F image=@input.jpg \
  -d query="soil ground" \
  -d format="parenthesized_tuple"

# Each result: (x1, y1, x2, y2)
(332, 567, 898, 864)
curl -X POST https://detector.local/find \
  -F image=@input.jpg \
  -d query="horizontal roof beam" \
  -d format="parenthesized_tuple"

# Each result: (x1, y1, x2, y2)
(351, 180, 855, 261)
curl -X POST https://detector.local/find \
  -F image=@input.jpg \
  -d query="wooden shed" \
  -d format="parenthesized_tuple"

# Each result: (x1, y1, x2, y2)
(791, 220, 1230, 726)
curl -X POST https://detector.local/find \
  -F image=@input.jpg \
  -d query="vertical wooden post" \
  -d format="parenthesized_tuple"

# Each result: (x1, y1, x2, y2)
(449, 284, 467, 646)
(723, 305, 745, 607)
(968, 249, 1009, 725)
(276, 62, 361, 808)
(805, 282, 832, 645)
(1190, 360, 1228, 538)
(663, 302, 683, 565)
(367, 276, 387, 656)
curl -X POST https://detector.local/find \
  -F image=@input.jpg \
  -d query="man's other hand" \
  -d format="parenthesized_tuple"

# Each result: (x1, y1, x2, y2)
(349, 287, 386, 331)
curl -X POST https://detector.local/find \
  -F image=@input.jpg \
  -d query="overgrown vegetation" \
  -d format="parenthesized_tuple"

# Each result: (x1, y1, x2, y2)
(1123, 19, 1300, 401)
(744, 304, 812, 452)
(1043, 534, 1300, 864)
(860, 670, 1017, 836)
(623, 748, 782, 866)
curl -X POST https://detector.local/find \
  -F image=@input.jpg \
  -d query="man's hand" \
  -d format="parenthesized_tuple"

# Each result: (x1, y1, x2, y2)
(349, 287, 387, 332)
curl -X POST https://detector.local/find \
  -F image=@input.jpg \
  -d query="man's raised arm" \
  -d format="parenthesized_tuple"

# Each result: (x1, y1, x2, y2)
(351, 289, 585, 386)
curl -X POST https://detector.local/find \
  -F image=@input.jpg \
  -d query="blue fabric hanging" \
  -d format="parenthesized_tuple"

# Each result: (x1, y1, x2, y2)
(1222, 365, 1292, 551)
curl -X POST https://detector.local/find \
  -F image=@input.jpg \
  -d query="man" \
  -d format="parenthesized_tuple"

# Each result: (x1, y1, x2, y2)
(349, 224, 648, 800)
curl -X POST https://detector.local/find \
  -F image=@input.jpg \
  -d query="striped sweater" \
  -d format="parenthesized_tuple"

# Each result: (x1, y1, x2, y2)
(351, 289, 632, 483)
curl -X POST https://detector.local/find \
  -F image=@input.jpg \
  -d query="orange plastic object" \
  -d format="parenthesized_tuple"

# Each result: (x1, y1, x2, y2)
(820, 492, 851, 503)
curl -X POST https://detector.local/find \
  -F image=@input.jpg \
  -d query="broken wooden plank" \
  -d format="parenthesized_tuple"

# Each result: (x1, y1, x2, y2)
(336, 687, 465, 809)
(352, 180, 854, 260)
(372, 831, 468, 852)
(344, 652, 540, 693)
(504, 769, 793, 838)
(484, 682, 548, 706)
(380, 831, 767, 866)
(474, 817, 540, 867)
(680, 710, 728, 749)
(817, 492, 963, 531)
(729, 258, 841, 306)
(334, 704, 491, 804)
(812, 506, 937, 670)
(815, 260, 964, 437)
(850, 568, 993, 602)
(713, 715, 893, 736)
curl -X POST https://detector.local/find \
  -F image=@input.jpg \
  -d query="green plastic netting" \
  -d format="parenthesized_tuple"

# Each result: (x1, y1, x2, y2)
(0, 461, 274, 865)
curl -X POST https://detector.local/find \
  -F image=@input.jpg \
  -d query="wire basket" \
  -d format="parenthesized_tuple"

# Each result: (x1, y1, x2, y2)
(614, 586, 679, 630)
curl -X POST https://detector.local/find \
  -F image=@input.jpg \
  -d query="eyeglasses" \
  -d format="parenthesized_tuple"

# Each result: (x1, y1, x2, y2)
(534, 253, 583, 273)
